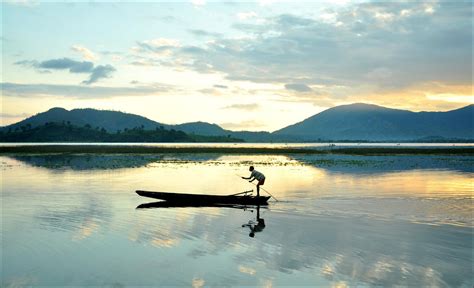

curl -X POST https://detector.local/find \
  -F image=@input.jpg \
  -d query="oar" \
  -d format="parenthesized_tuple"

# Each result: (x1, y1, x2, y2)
(236, 174, 279, 202)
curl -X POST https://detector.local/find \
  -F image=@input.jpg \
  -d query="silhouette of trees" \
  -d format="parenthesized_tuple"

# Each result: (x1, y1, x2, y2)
(0, 121, 243, 143)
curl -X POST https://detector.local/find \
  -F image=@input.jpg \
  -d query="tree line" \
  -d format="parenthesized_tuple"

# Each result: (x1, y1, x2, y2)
(0, 122, 242, 142)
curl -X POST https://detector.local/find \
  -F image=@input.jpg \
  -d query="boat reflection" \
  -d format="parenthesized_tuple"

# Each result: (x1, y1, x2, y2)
(136, 201, 267, 238)
(136, 201, 266, 210)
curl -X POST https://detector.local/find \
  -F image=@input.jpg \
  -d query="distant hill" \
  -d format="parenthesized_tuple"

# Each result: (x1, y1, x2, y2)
(1, 107, 276, 142)
(172, 122, 226, 135)
(2, 103, 473, 142)
(3, 107, 167, 133)
(274, 103, 474, 141)
(171, 122, 275, 142)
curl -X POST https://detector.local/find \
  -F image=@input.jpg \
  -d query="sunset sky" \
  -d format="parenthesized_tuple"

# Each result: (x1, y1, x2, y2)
(1, 0, 472, 131)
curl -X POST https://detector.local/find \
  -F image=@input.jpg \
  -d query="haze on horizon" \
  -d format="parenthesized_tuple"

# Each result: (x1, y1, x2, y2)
(1, 0, 472, 131)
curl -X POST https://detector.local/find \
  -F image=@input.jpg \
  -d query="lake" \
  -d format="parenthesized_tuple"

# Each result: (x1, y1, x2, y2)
(1, 152, 473, 287)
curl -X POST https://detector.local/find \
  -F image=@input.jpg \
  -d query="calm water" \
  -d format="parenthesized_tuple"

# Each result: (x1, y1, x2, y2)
(1, 153, 473, 287)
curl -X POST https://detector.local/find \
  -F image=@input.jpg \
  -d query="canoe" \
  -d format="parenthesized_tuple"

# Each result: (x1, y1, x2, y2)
(136, 190, 270, 205)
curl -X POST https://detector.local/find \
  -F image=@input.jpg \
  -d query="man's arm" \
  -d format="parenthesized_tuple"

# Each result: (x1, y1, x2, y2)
(241, 176, 255, 181)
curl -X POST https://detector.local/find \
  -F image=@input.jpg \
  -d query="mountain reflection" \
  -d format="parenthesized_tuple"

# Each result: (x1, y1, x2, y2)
(7, 153, 473, 174)
(293, 154, 474, 174)
(8, 154, 222, 170)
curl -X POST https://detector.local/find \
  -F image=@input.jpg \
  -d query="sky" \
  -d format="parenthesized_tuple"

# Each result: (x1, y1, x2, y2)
(1, 0, 472, 131)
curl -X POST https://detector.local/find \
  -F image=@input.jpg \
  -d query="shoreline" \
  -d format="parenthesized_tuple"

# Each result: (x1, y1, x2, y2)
(0, 145, 473, 155)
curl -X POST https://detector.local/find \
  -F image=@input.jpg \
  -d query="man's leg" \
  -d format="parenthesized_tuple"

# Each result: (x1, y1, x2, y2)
(256, 184, 260, 197)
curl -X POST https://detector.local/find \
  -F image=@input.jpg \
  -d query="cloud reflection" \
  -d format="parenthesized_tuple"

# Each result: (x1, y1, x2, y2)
(34, 197, 111, 241)
(2, 153, 472, 286)
(238, 265, 257, 275)
(192, 278, 205, 288)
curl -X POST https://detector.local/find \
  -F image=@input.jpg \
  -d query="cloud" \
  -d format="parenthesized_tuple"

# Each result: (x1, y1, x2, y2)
(14, 57, 116, 84)
(220, 119, 265, 130)
(198, 88, 221, 95)
(71, 45, 98, 61)
(142, 1, 471, 95)
(5, 0, 38, 7)
(14, 59, 38, 67)
(237, 11, 258, 20)
(158, 15, 176, 22)
(133, 38, 180, 56)
(191, 0, 205, 7)
(0, 112, 31, 118)
(213, 84, 228, 89)
(188, 29, 222, 37)
(99, 50, 123, 62)
(285, 83, 312, 92)
(1, 82, 172, 99)
(100, 50, 123, 56)
(224, 103, 260, 111)
(426, 93, 474, 104)
(39, 58, 94, 73)
(258, 0, 276, 6)
(275, 13, 313, 26)
(82, 65, 116, 85)
(130, 59, 160, 67)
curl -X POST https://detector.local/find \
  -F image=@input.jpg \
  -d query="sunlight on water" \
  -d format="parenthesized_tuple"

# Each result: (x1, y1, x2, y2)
(1, 154, 473, 286)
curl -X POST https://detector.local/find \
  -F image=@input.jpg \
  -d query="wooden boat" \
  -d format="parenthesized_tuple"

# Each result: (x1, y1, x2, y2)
(136, 190, 270, 205)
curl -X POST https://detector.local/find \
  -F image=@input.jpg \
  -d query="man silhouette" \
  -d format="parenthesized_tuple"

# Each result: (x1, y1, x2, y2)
(241, 166, 265, 197)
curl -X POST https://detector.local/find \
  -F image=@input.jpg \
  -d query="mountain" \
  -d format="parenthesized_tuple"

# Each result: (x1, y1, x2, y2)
(274, 103, 474, 141)
(171, 122, 275, 142)
(1, 107, 273, 142)
(3, 107, 168, 133)
(3, 103, 473, 142)
(172, 122, 228, 136)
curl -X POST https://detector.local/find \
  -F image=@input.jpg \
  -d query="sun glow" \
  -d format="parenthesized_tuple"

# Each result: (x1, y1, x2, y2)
(426, 93, 474, 103)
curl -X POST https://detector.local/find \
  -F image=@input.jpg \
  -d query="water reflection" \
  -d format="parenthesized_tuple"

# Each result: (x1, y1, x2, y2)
(136, 201, 268, 238)
(7, 154, 221, 170)
(7, 153, 474, 173)
(130, 202, 472, 286)
(2, 154, 473, 286)
(136, 201, 263, 210)
(242, 205, 266, 238)
(34, 197, 111, 238)
(293, 154, 474, 174)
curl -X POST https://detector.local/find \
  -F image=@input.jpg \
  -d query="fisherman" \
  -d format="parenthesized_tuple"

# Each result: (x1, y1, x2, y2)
(241, 166, 265, 197)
